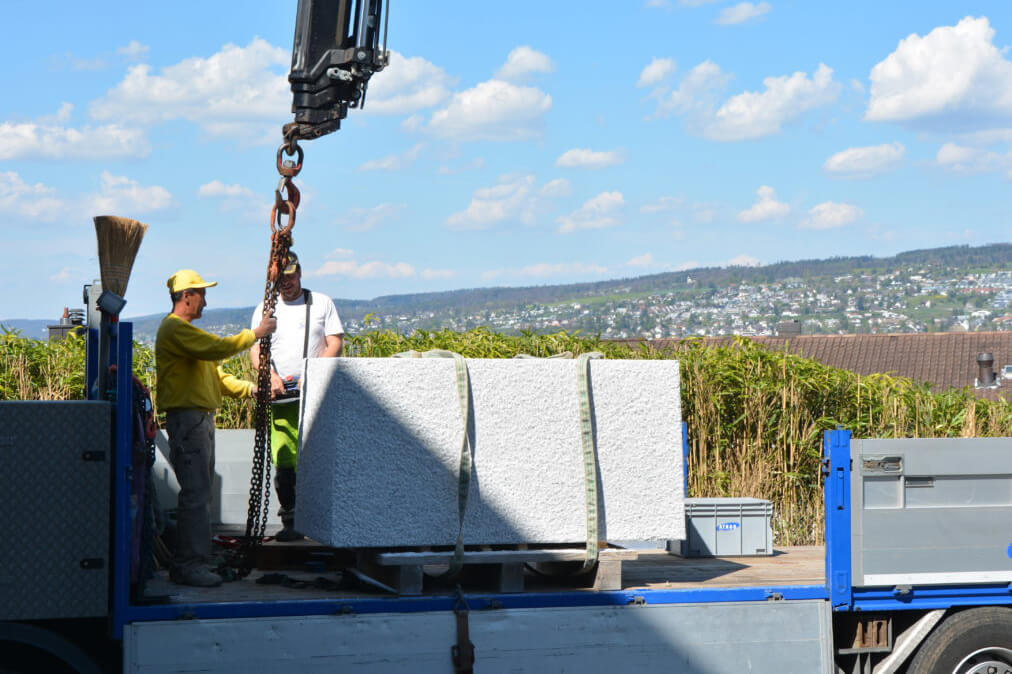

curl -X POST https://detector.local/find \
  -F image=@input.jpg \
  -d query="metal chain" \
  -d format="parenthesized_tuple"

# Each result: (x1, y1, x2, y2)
(229, 127, 304, 578)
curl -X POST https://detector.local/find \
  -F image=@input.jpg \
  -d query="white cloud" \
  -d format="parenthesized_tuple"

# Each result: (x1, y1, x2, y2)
(428, 80, 552, 141)
(823, 142, 905, 177)
(645, 0, 672, 7)
(309, 254, 451, 281)
(637, 58, 676, 87)
(0, 172, 67, 221)
(69, 55, 107, 72)
(198, 181, 257, 199)
(87, 171, 173, 215)
(446, 174, 538, 229)
(198, 180, 269, 220)
(420, 268, 456, 280)
(557, 191, 625, 233)
(49, 267, 74, 282)
(658, 61, 839, 140)
(0, 170, 172, 224)
(800, 201, 863, 230)
(737, 185, 789, 222)
(693, 205, 716, 223)
(657, 60, 732, 118)
(866, 17, 1012, 133)
(674, 260, 700, 271)
(90, 38, 289, 140)
(358, 144, 423, 171)
(337, 203, 406, 232)
(935, 142, 1011, 174)
(367, 51, 454, 115)
(437, 156, 487, 175)
(482, 262, 609, 281)
(627, 253, 656, 267)
(117, 40, 150, 60)
(540, 178, 571, 197)
(716, 2, 772, 25)
(555, 148, 624, 169)
(641, 195, 684, 213)
(310, 259, 415, 279)
(0, 106, 149, 160)
(495, 46, 553, 81)
(726, 254, 761, 267)
(708, 63, 839, 140)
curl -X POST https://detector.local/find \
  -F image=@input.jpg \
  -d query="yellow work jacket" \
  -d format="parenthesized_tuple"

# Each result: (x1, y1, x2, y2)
(155, 313, 256, 412)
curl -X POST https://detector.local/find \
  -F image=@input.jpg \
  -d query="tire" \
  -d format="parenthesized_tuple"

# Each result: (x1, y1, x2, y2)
(0, 622, 103, 674)
(908, 607, 1012, 674)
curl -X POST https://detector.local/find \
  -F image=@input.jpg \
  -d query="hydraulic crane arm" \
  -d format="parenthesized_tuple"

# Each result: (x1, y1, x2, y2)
(287, 0, 390, 140)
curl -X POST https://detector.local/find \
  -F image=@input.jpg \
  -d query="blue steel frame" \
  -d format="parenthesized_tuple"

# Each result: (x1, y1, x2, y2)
(823, 429, 853, 611)
(823, 428, 1012, 613)
(104, 349, 1012, 634)
(88, 320, 135, 639)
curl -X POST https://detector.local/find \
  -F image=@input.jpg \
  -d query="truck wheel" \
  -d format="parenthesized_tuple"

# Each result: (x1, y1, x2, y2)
(908, 607, 1012, 674)
(0, 622, 102, 674)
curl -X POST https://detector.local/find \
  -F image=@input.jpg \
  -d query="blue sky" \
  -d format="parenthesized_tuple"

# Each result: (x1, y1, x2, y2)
(3, 1, 1012, 320)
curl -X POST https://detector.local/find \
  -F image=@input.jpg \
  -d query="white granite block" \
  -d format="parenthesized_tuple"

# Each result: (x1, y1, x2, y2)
(296, 357, 684, 547)
(153, 429, 282, 528)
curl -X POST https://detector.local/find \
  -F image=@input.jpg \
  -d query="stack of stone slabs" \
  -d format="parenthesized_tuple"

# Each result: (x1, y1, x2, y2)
(296, 357, 684, 548)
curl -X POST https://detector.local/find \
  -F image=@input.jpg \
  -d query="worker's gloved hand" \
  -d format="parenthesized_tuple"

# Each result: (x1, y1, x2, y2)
(254, 316, 278, 339)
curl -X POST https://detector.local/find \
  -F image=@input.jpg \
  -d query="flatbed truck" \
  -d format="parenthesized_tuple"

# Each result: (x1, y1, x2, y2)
(3, 320, 1012, 673)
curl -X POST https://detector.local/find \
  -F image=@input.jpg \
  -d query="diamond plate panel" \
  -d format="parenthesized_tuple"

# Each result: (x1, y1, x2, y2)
(0, 401, 111, 620)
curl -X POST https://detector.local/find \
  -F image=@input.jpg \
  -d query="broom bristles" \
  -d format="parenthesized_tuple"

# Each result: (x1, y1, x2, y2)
(94, 215, 148, 298)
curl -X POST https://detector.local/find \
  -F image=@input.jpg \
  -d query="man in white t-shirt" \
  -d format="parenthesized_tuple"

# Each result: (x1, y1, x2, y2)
(250, 251, 344, 541)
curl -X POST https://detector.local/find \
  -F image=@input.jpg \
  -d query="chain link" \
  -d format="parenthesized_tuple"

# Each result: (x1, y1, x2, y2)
(228, 128, 303, 578)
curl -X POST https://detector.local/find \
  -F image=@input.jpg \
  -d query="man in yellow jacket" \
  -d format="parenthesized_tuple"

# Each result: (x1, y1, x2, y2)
(156, 269, 276, 587)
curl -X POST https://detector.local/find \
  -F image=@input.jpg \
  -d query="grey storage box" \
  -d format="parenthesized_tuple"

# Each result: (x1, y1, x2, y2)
(667, 497, 773, 557)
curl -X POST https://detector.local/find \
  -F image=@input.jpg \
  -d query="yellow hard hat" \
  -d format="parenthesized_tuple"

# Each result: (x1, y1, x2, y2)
(167, 269, 218, 293)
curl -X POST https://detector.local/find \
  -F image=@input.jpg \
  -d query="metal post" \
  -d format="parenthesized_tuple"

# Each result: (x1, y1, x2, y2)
(682, 421, 689, 497)
(110, 322, 134, 638)
(823, 429, 853, 611)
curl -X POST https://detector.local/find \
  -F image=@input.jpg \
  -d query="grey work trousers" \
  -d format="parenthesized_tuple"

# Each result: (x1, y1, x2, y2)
(165, 408, 216, 573)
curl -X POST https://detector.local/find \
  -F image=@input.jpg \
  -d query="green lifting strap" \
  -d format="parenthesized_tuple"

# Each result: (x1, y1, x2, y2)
(575, 352, 605, 571)
(393, 349, 472, 578)
(512, 351, 573, 359)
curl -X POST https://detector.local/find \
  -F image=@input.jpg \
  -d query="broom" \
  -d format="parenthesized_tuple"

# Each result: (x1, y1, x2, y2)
(94, 215, 148, 299)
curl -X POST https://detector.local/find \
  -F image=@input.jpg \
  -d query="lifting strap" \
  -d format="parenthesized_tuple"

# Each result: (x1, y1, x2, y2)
(575, 352, 605, 571)
(301, 288, 312, 358)
(516, 350, 605, 570)
(393, 349, 472, 578)
(394, 349, 604, 573)
(451, 586, 475, 673)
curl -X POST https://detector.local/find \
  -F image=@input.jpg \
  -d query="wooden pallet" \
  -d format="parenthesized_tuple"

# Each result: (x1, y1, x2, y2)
(354, 546, 639, 596)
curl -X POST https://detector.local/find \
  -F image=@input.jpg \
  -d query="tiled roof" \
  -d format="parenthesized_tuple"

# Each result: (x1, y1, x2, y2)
(640, 332, 1012, 401)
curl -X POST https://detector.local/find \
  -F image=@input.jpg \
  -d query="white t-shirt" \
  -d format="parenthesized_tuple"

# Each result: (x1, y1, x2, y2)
(251, 289, 344, 382)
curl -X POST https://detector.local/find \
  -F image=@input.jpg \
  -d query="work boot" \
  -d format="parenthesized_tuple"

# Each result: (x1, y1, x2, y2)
(276, 516, 304, 542)
(170, 566, 223, 588)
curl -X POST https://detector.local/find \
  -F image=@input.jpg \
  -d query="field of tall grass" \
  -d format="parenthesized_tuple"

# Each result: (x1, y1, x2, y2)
(3, 326, 1010, 545)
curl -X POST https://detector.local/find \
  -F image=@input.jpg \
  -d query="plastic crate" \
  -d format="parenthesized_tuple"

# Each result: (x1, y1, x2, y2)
(667, 497, 773, 557)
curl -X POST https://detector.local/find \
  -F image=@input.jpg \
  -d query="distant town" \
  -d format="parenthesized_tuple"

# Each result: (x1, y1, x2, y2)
(5, 245, 1011, 343)
(342, 268, 1012, 339)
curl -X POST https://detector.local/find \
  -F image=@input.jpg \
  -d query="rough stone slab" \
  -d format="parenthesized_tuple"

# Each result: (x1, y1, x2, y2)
(297, 357, 684, 547)
(152, 429, 282, 528)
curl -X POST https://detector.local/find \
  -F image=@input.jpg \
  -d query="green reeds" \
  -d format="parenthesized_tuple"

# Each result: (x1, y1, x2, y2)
(4, 327, 1009, 545)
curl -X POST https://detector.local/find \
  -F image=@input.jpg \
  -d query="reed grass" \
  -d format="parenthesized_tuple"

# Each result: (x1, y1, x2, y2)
(4, 326, 1009, 545)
